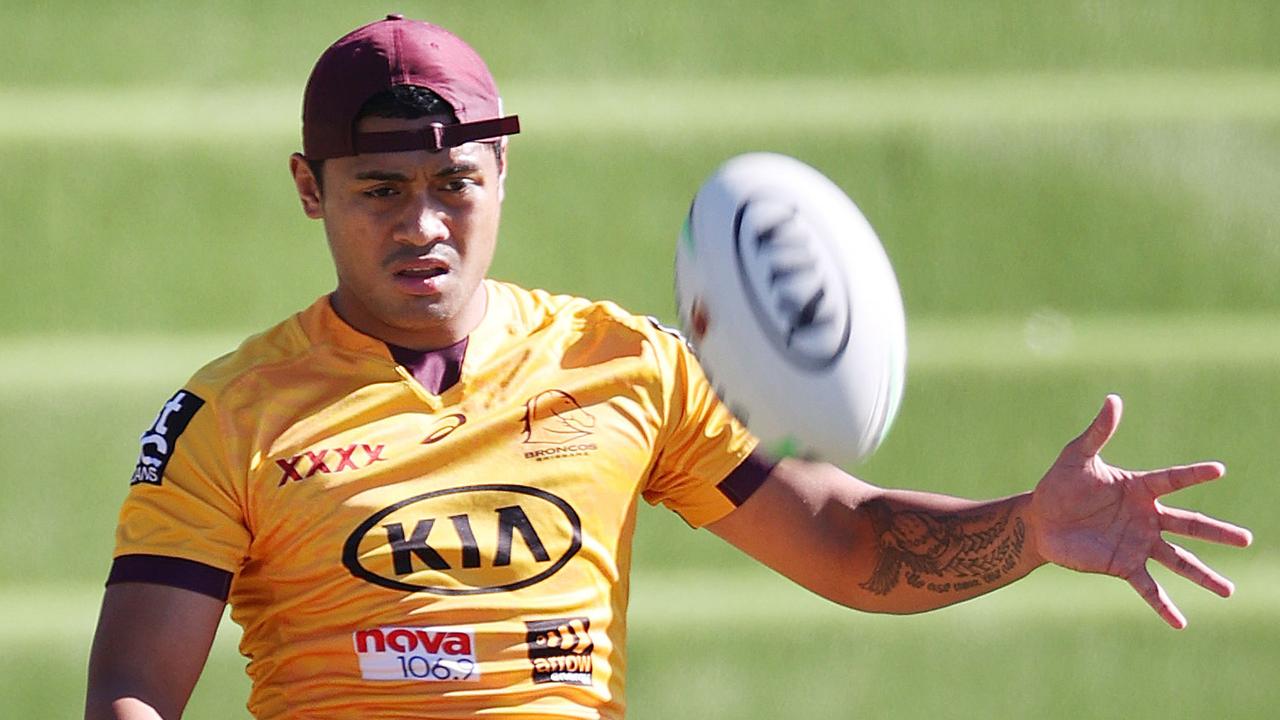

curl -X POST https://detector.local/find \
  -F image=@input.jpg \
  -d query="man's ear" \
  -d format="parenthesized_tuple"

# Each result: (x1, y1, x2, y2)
(289, 153, 324, 219)
(496, 138, 508, 203)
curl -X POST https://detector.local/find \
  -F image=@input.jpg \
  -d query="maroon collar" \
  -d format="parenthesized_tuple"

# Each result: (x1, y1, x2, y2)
(387, 337, 468, 395)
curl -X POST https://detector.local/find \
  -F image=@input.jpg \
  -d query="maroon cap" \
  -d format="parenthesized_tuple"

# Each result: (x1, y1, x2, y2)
(302, 14, 520, 160)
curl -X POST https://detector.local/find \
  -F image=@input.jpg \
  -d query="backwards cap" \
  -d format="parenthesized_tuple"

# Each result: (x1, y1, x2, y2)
(302, 14, 520, 160)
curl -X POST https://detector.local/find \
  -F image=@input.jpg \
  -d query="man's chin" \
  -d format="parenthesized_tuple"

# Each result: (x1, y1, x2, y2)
(359, 280, 484, 342)
(391, 295, 458, 325)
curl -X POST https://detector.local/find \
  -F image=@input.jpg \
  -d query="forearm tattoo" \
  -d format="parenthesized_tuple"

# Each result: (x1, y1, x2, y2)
(859, 501, 1026, 596)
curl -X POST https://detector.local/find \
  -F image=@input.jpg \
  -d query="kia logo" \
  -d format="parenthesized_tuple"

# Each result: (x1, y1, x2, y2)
(733, 197, 852, 371)
(342, 484, 582, 595)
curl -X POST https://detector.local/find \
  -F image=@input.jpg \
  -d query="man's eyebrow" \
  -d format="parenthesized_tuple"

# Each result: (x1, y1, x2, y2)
(353, 169, 411, 182)
(352, 162, 482, 182)
(434, 161, 482, 177)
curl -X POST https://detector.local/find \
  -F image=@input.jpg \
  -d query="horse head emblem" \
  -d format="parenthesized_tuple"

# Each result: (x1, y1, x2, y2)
(522, 390, 596, 445)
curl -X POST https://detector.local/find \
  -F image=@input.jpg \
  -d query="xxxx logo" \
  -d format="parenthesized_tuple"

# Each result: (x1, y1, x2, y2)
(277, 444, 387, 486)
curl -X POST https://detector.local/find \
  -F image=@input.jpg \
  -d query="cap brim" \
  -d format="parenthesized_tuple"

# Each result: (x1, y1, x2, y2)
(351, 115, 520, 156)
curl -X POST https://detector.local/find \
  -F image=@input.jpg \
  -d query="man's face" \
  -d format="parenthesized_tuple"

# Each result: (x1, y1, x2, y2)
(291, 113, 506, 349)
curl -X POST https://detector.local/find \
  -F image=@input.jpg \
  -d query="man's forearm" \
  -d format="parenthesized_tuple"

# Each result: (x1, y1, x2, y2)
(712, 399, 1251, 627)
(845, 489, 1045, 613)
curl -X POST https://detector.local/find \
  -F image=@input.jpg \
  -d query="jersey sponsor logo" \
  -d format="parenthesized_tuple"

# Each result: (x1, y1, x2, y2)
(526, 617, 593, 686)
(342, 484, 582, 595)
(733, 196, 852, 371)
(276, 443, 387, 486)
(422, 413, 467, 444)
(131, 390, 205, 486)
(353, 625, 480, 682)
(522, 390, 598, 461)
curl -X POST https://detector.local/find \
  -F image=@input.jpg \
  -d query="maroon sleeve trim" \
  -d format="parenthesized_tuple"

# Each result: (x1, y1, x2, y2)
(107, 554, 233, 602)
(716, 449, 779, 507)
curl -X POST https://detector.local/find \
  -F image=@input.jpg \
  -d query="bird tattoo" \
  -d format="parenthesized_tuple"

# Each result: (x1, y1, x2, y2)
(859, 501, 1026, 596)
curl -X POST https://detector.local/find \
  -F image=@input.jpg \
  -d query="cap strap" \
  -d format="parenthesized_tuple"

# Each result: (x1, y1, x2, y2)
(353, 115, 520, 155)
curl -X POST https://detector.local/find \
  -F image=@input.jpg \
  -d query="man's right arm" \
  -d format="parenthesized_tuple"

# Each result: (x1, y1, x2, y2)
(85, 583, 225, 720)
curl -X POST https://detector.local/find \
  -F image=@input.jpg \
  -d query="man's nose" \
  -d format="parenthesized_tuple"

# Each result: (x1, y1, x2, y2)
(394, 194, 449, 246)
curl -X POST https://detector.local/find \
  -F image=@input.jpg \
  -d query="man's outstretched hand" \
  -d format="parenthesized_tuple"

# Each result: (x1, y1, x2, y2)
(1029, 394, 1253, 629)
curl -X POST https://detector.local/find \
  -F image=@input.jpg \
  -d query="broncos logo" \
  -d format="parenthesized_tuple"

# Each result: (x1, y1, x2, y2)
(522, 390, 596, 445)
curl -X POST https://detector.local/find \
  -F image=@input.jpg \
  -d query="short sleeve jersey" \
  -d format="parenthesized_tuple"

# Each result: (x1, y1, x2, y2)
(112, 280, 763, 719)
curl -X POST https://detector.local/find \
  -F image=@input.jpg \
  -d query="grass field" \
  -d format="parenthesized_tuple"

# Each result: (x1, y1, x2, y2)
(2, 2, 1277, 718)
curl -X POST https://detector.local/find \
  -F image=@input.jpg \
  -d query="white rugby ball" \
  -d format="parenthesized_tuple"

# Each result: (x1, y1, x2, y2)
(675, 153, 906, 467)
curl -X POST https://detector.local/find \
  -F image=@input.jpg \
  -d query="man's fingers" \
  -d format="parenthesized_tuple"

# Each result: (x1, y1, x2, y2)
(1068, 394, 1122, 459)
(1151, 540, 1234, 598)
(1127, 568, 1187, 630)
(1139, 462, 1226, 498)
(1158, 504, 1254, 547)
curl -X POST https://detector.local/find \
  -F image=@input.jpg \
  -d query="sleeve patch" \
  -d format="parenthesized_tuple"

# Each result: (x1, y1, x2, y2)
(107, 553, 233, 602)
(715, 450, 778, 506)
(131, 390, 206, 486)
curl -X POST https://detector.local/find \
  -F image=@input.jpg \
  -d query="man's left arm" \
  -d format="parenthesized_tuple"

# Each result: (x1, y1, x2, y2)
(708, 395, 1253, 627)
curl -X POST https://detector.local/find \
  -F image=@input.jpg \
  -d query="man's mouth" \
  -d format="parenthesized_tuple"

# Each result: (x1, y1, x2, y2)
(391, 256, 451, 278)
(389, 258, 451, 295)
(395, 266, 448, 279)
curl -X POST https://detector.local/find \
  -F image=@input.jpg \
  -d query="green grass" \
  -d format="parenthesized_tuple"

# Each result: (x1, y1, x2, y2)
(10, 73, 1280, 140)
(3, 1, 1280, 88)
(5, 2, 1278, 718)
(4, 115, 1280, 334)
(626, 564, 1280, 719)
(7, 338, 1257, 717)
(7, 563, 1276, 719)
(2, 320, 1271, 582)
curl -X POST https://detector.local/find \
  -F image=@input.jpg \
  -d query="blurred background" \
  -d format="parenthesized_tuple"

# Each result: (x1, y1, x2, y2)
(2, 1, 1277, 717)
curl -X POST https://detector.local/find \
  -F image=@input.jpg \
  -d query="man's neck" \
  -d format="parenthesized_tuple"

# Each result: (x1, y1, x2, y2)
(328, 284, 488, 351)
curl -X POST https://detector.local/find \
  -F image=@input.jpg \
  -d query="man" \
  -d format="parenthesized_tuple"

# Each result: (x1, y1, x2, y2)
(85, 14, 1252, 720)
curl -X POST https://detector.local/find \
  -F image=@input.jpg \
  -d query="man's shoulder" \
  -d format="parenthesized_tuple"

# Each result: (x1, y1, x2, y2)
(182, 300, 322, 402)
(491, 281, 693, 384)
(494, 280, 671, 341)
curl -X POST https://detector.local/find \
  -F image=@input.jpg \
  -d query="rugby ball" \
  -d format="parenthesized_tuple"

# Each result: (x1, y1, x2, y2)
(675, 153, 906, 467)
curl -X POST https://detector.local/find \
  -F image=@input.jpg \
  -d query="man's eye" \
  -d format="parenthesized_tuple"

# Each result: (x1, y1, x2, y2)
(363, 186, 398, 198)
(441, 179, 475, 193)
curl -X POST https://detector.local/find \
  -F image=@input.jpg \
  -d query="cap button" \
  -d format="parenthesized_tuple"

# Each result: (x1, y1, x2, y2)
(385, 13, 404, 20)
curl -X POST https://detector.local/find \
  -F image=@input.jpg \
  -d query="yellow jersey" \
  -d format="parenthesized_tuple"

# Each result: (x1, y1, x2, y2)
(111, 280, 765, 719)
